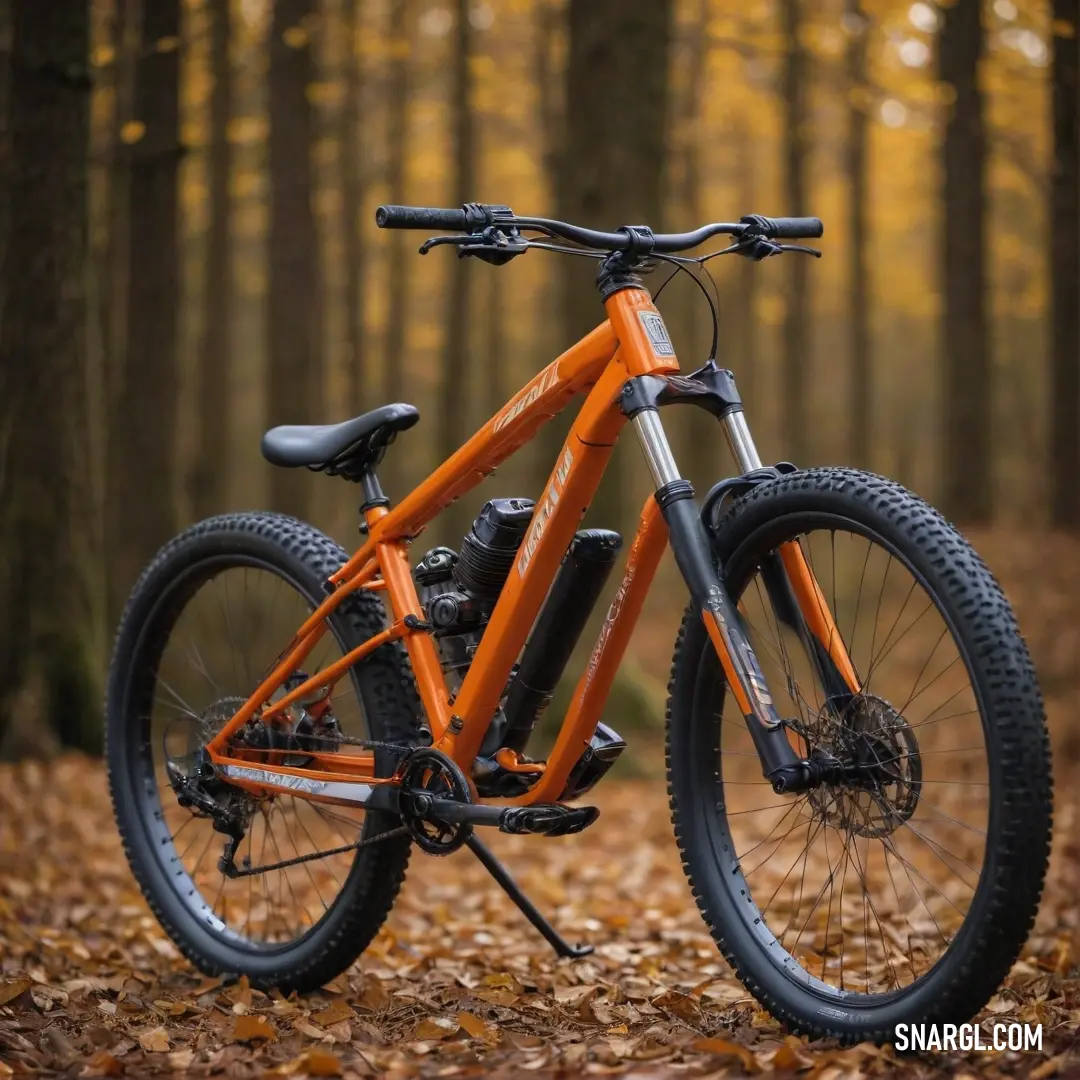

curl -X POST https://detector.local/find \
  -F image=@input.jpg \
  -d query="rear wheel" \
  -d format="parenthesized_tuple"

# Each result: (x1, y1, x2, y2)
(105, 512, 421, 992)
(667, 468, 1052, 1042)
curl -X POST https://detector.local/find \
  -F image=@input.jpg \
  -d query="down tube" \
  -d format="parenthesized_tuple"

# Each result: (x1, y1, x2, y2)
(509, 496, 669, 806)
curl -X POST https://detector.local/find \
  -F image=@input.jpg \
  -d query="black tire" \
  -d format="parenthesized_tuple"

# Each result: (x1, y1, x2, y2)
(106, 512, 421, 992)
(666, 468, 1052, 1043)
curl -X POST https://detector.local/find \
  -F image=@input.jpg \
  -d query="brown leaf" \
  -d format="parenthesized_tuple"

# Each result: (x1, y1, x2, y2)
(414, 1016, 457, 1040)
(137, 1026, 170, 1053)
(312, 998, 354, 1028)
(0, 977, 32, 1006)
(282, 1049, 343, 1076)
(86, 1051, 123, 1077)
(1030, 1057, 1065, 1080)
(230, 1013, 277, 1043)
(168, 1048, 195, 1071)
(692, 1037, 759, 1072)
(772, 1043, 811, 1070)
(457, 1010, 496, 1042)
(482, 972, 525, 995)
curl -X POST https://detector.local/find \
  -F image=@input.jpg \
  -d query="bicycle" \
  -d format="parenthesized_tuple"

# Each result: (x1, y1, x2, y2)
(106, 203, 1053, 1044)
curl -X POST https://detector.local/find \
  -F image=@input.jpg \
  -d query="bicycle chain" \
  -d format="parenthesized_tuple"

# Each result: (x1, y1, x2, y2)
(221, 824, 411, 878)
(213, 732, 421, 878)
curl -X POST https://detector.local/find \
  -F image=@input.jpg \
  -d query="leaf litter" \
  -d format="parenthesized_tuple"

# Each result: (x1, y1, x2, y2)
(0, 754, 1078, 1078)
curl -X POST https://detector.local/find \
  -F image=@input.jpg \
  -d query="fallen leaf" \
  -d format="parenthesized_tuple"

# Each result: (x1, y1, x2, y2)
(138, 1026, 170, 1053)
(293, 1049, 343, 1076)
(312, 998, 354, 1027)
(693, 1037, 759, 1072)
(231, 1013, 277, 1043)
(457, 1010, 496, 1041)
(86, 1051, 123, 1077)
(168, 1048, 195, 1071)
(414, 1016, 457, 1040)
(0, 977, 32, 1006)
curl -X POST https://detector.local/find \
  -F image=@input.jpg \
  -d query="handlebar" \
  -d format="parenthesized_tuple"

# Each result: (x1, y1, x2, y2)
(374, 203, 823, 253)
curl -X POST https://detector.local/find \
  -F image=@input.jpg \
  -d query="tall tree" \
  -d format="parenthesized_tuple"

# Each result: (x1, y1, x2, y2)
(340, 0, 366, 418)
(0, 0, 100, 754)
(107, 0, 181, 619)
(438, 0, 476, 536)
(733, 114, 759, 408)
(559, 0, 673, 528)
(441, 0, 475, 437)
(845, 0, 872, 467)
(667, 0, 712, 492)
(382, 0, 412, 499)
(939, 0, 991, 522)
(1049, 0, 1079, 529)
(267, 0, 322, 520)
(780, 0, 810, 464)
(191, 0, 234, 519)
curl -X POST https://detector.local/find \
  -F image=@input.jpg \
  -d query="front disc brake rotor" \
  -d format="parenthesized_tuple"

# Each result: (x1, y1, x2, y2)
(806, 693, 922, 838)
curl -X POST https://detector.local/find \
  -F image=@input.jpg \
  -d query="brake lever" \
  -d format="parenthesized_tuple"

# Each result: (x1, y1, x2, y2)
(418, 234, 470, 255)
(777, 243, 822, 258)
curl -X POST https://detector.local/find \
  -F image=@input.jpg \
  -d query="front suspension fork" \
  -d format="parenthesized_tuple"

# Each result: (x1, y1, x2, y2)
(628, 398, 858, 794)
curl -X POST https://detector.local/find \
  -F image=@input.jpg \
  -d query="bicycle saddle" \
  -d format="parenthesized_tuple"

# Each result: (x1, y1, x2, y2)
(261, 403, 419, 480)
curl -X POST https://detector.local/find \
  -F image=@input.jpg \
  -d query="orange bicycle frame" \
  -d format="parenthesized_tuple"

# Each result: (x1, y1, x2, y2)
(204, 285, 860, 807)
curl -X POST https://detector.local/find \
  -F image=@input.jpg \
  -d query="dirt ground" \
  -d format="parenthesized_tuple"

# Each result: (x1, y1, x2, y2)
(0, 754, 1077, 1079)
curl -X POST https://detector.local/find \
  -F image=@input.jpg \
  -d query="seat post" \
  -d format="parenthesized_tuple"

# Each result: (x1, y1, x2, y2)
(358, 469, 390, 533)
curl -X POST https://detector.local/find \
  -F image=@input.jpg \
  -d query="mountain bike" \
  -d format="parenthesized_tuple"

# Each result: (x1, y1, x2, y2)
(106, 203, 1052, 1043)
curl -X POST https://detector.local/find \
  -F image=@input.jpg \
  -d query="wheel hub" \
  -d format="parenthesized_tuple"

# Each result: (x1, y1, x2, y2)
(803, 693, 922, 838)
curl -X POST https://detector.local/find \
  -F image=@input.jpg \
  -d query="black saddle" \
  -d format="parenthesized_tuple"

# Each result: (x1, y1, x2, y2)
(261, 403, 419, 481)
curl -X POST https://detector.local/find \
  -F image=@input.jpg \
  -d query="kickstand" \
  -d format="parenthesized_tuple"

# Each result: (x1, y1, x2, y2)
(465, 835, 594, 959)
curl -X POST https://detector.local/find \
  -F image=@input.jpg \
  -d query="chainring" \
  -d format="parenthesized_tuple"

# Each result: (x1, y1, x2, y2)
(398, 747, 474, 855)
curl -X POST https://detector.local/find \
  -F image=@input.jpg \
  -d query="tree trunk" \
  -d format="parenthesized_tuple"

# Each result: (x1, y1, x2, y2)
(559, 0, 672, 530)
(438, 0, 475, 537)
(845, 0, 872, 468)
(0, 0, 101, 755)
(1050, 0, 1079, 529)
(734, 114, 759, 409)
(939, 0, 991, 523)
(191, 0, 233, 519)
(108, 0, 181, 621)
(267, 0, 322, 520)
(530, 0, 563, 492)
(382, 0, 412, 499)
(780, 0, 810, 464)
(341, 0, 366, 417)
(669, 0, 712, 492)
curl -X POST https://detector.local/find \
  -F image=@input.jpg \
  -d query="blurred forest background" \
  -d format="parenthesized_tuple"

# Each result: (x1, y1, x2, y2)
(1, 0, 1079, 760)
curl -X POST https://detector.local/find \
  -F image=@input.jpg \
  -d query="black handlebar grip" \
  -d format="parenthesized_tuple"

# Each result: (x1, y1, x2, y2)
(761, 216, 824, 239)
(375, 205, 469, 230)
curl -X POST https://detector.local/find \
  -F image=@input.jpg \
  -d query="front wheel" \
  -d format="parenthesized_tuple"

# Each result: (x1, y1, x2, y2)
(666, 468, 1052, 1043)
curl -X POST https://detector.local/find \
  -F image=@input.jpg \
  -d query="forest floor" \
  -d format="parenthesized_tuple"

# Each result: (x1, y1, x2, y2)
(1, 755, 1078, 1079)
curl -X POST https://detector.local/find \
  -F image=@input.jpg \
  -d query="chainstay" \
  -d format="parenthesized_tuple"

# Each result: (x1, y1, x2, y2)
(224, 824, 411, 878)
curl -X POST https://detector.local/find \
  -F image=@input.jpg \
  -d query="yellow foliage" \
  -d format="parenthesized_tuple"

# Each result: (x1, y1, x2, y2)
(282, 25, 309, 50)
(226, 116, 270, 146)
(119, 120, 145, 145)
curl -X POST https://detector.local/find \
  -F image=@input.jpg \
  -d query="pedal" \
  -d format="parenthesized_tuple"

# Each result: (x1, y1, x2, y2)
(498, 803, 599, 837)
